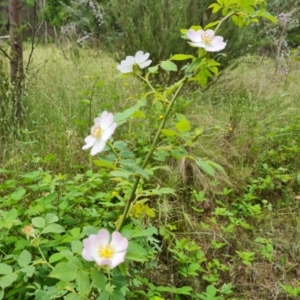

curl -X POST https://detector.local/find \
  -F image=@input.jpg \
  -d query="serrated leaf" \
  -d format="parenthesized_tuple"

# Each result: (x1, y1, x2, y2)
(109, 170, 135, 179)
(49, 253, 64, 264)
(10, 187, 26, 201)
(160, 60, 178, 72)
(130, 227, 158, 238)
(32, 217, 45, 228)
(91, 269, 107, 289)
(170, 54, 195, 61)
(148, 65, 158, 73)
(18, 250, 32, 267)
(161, 129, 178, 136)
(93, 159, 116, 169)
(176, 120, 191, 132)
(45, 213, 59, 224)
(0, 263, 12, 275)
(48, 262, 77, 282)
(64, 294, 82, 300)
(20, 265, 35, 277)
(0, 273, 18, 289)
(97, 291, 110, 300)
(126, 241, 148, 262)
(195, 159, 215, 177)
(71, 240, 83, 254)
(41, 223, 65, 234)
(76, 270, 90, 296)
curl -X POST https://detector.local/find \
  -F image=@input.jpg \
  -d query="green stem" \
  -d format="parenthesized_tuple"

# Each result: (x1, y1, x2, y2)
(138, 74, 157, 93)
(214, 11, 235, 33)
(116, 77, 187, 231)
(86, 283, 94, 299)
(37, 245, 54, 270)
(107, 141, 120, 160)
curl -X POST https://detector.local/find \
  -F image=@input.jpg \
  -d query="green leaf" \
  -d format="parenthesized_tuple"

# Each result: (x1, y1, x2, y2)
(170, 54, 195, 61)
(18, 250, 32, 267)
(175, 120, 191, 132)
(0, 273, 18, 289)
(111, 290, 126, 300)
(97, 291, 110, 300)
(49, 253, 64, 264)
(45, 213, 59, 224)
(161, 129, 178, 136)
(155, 187, 176, 195)
(0, 263, 12, 275)
(93, 159, 116, 169)
(71, 240, 83, 254)
(91, 269, 107, 289)
(114, 100, 146, 125)
(206, 285, 217, 296)
(126, 241, 148, 262)
(10, 187, 26, 201)
(41, 223, 65, 234)
(160, 60, 178, 72)
(148, 65, 158, 73)
(130, 227, 158, 238)
(20, 265, 35, 277)
(48, 262, 77, 282)
(109, 170, 135, 179)
(64, 294, 82, 300)
(32, 217, 46, 228)
(195, 159, 215, 177)
(76, 270, 90, 296)
(204, 20, 220, 29)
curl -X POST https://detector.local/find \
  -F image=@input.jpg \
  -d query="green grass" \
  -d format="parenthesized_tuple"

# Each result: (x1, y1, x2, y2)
(1, 46, 300, 299)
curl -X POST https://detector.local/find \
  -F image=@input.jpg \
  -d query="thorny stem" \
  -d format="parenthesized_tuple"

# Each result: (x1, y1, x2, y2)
(116, 77, 188, 231)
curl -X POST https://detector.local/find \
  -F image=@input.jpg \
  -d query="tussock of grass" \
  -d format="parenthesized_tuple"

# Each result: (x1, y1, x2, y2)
(2, 45, 143, 172)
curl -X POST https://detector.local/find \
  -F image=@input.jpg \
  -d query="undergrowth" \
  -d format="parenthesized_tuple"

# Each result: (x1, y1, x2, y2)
(1, 46, 300, 299)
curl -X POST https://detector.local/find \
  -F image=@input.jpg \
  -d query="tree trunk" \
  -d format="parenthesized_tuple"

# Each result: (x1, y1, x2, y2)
(9, 0, 23, 122)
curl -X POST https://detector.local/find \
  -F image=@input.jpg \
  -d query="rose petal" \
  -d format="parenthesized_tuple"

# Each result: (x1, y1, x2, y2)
(117, 64, 133, 73)
(101, 123, 117, 141)
(119, 56, 135, 66)
(82, 136, 96, 150)
(138, 59, 152, 69)
(135, 51, 150, 63)
(99, 112, 114, 130)
(90, 139, 106, 155)
(110, 231, 129, 252)
(205, 29, 215, 37)
(110, 251, 126, 269)
(187, 29, 202, 43)
(96, 229, 111, 244)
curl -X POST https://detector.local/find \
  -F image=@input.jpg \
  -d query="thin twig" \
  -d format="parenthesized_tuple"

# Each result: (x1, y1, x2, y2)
(25, 0, 37, 74)
(0, 45, 11, 61)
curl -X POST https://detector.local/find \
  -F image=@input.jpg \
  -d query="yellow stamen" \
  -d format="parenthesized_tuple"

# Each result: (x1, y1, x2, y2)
(201, 32, 213, 44)
(98, 244, 115, 259)
(91, 125, 102, 138)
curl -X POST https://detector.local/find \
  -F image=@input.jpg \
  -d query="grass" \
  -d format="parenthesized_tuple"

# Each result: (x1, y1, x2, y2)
(1, 45, 300, 299)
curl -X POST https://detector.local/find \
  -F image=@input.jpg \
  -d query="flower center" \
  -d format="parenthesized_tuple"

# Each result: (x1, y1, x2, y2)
(98, 244, 115, 259)
(91, 125, 102, 138)
(201, 32, 213, 44)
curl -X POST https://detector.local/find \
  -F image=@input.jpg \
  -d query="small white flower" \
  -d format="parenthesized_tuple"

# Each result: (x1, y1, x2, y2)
(82, 111, 117, 156)
(82, 229, 128, 269)
(187, 29, 226, 52)
(116, 50, 152, 73)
